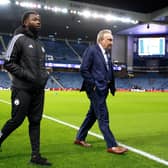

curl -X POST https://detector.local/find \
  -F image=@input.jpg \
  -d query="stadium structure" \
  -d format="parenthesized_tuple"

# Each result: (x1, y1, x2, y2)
(1, 1, 168, 168)
(0, 0, 168, 91)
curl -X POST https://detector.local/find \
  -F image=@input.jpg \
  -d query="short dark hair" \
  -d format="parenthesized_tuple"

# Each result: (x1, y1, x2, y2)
(22, 11, 39, 25)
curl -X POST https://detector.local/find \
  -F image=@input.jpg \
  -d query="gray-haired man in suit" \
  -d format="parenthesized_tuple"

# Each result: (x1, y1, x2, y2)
(74, 29, 128, 154)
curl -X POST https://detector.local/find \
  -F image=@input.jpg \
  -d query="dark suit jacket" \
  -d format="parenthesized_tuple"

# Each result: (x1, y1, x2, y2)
(80, 44, 116, 96)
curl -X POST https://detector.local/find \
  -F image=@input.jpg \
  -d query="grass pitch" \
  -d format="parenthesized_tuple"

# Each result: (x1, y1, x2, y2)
(0, 90, 168, 168)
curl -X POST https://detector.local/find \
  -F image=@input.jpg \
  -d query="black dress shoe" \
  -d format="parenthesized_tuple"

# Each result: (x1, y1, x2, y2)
(74, 139, 92, 147)
(30, 154, 52, 166)
(107, 146, 128, 154)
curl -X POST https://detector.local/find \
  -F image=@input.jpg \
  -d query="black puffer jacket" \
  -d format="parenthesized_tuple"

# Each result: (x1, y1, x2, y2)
(4, 26, 49, 90)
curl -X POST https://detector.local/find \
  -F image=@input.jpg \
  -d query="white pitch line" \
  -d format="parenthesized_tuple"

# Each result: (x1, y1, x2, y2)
(0, 99, 11, 105)
(43, 114, 168, 166)
(1, 98, 168, 166)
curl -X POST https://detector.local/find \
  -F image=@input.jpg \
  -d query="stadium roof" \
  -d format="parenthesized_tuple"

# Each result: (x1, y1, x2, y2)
(0, 0, 168, 41)
(74, 0, 168, 13)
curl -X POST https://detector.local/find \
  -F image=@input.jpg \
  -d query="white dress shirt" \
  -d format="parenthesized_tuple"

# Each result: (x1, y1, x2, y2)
(98, 44, 109, 70)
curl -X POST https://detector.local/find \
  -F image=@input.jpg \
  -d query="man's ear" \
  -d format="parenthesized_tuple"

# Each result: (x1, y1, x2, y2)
(23, 20, 28, 27)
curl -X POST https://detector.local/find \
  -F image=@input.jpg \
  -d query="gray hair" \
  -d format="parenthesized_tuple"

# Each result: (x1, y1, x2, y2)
(96, 29, 112, 43)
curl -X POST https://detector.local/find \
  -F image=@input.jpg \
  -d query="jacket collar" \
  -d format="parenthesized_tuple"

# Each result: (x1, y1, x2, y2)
(95, 44, 108, 71)
(14, 26, 38, 39)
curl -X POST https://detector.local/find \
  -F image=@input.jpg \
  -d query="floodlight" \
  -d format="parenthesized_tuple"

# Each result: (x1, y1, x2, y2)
(0, 0, 10, 5)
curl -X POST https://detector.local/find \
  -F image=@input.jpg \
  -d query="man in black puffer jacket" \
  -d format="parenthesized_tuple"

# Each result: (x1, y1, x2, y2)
(0, 11, 51, 166)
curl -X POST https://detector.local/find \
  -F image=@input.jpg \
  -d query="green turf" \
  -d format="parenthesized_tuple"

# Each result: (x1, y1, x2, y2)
(0, 90, 168, 168)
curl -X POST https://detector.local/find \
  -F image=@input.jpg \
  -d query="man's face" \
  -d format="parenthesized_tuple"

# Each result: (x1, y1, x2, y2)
(100, 33, 113, 50)
(24, 14, 41, 31)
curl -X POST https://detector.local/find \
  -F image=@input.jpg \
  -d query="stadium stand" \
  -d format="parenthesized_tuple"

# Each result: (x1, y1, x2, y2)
(0, 34, 89, 64)
(0, 71, 11, 89)
(1, 34, 168, 91)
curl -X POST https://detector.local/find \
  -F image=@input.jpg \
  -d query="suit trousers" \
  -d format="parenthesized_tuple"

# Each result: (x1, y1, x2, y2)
(0, 88, 44, 155)
(76, 87, 117, 148)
